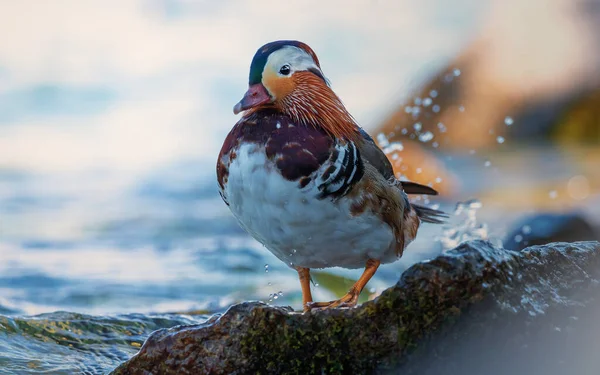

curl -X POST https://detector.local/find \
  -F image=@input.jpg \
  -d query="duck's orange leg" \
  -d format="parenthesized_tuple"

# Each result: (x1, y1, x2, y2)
(307, 259, 380, 310)
(295, 267, 313, 312)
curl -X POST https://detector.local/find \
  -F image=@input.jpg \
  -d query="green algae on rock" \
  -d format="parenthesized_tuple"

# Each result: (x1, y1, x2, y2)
(111, 241, 600, 375)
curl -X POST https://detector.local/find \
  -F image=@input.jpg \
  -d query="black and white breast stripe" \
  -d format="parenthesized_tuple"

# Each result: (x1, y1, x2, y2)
(315, 141, 364, 200)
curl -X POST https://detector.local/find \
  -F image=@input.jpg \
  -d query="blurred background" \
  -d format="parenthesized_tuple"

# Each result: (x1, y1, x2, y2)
(0, 0, 599, 373)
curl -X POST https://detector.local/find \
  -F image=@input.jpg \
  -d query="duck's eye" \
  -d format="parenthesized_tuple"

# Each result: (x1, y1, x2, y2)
(279, 65, 291, 76)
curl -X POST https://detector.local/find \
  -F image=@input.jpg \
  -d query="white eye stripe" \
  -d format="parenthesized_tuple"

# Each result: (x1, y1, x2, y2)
(265, 46, 322, 77)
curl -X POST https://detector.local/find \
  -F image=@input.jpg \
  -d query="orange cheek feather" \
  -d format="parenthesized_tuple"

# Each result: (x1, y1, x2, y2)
(262, 69, 295, 102)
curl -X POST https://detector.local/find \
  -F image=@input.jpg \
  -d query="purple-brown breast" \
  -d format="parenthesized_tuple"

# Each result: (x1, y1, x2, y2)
(216, 109, 333, 192)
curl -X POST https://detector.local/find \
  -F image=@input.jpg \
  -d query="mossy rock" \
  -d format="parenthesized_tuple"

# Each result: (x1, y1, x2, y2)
(111, 241, 600, 375)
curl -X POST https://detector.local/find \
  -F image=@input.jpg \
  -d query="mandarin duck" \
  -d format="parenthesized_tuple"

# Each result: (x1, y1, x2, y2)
(217, 40, 446, 312)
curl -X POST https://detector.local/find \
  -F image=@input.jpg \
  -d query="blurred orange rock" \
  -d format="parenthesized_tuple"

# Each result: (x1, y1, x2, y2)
(377, 0, 600, 150)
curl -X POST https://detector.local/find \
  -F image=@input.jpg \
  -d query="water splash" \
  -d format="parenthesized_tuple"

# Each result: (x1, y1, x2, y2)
(268, 291, 283, 302)
(439, 199, 493, 251)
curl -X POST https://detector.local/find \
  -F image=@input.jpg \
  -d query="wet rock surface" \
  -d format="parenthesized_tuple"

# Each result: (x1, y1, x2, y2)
(111, 241, 600, 375)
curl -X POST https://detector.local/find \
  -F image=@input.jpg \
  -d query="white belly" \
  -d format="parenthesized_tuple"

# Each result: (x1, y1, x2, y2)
(223, 144, 396, 269)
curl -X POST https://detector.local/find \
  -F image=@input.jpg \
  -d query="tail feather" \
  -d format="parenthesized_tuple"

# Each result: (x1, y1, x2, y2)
(401, 181, 438, 195)
(412, 203, 448, 224)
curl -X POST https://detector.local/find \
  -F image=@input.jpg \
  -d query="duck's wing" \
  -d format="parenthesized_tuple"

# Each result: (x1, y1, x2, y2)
(356, 128, 439, 195)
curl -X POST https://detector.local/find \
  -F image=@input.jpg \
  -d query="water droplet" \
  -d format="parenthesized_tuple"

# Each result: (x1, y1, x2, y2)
(268, 282, 272, 286)
(435, 177, 443, 183)
(432, 141, 439, 148)
(278, 291, 283, 297)
(514, 234, 523, 243)
(416, 168, 422, 174)
(418, 131, 434, 142)
(458, 106, 465, 112)
(273, 294, 279, 300)
(504, 116, 514, 126)
(314, 283, 319, 287)
(484, 160, 491, 167)
(404, 106, 412, 113)
(432, 105, 440, 113)
(376, 133, 389, 147)
(264, 264, 269, 273)
(411, 107, 421, 116)
(422, 97, 432, 107)
(567, 175, 591, 200)
(453, 68, 461, 76)
(392, 153, 399, 160)
(549, 190, 558, 199)
(401, 128, 408, 135)
(429, 90, 438, 98)
(436, 122, 447, 133)
(522, 225, 532, 234)
(414, 97, 422, 105)
(292, 249, 297, 253)
(496, 136, 505, 144)
(413, 122, 422, 132)
(383, 142, 404, 154)
(369, 287, 376, 293)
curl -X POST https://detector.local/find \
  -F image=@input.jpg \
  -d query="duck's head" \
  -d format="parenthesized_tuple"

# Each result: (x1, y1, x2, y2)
(233, 40, 327, 115)
(234, 40, 358, 140)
